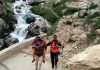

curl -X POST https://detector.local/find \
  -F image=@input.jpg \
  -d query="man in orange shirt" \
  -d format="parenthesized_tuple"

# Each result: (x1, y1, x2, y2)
(47, 35, 64, 69)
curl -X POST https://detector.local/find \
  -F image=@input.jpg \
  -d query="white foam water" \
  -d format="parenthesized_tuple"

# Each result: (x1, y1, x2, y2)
(10, 0, 41, 42)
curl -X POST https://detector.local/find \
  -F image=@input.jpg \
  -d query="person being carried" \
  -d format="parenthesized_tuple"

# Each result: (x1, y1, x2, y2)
(47, 35, 64, 69)
(32, 36, 46, 70)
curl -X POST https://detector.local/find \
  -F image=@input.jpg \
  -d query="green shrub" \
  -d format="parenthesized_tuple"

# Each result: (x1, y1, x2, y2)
(53, 0, 72, 7)
(47, 25, 56, 36)
(63, 20, 73, 25)
(63, 7, 81, 15)
(87, 18, 100, 44)
(31, 5, 59, 24)
(86, 12, 100, 19)
(52, 0, 75, 17)
(53, 4, 65, 17)
(95, 18, 100, 29)
(88, 2, 98, 10)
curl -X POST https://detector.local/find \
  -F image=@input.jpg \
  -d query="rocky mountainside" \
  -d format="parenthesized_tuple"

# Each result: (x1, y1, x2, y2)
(30, 0, 100, 69)
(0, 0, 18, 50)
(0, 0, 100, 70)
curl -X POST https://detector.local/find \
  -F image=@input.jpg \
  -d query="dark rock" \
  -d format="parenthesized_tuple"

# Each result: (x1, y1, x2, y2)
(4, 35, 19, 47)
(0, 0, 3, 15)
(29, 1, 44, 6)
(26, 25, 40, 38)
(34, 25, 40, 29)
(41, 27, 48, 33)
(12, 38, 19, 43)
(11, 0, 15, 2)
(16, 10, 21, 13)
(15, 6, 21, 9)
(26, 16, 36, 24)
(0, 39, 4, 48)
(23, 0, 26, 1)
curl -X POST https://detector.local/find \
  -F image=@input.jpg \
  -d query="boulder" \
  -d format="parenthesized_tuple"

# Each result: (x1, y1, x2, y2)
(26, 16, 36, 24)
(15, 6, 21, 9)
(4, 35, 19, 47)
(70, 27, 84, 41)
(0, 19, 7, 35)
(26, 17, 50, 38)
(27, 0, 42, 4)
(0, 18, 5, 26)
(16, 10, 22, 13)
(68, 44, 100, 70)
(94, 29, 100, 44)
(11, 0, 15, 2)
(11, 38, 19, 44)
(78, 10, 88, 18)
(96, 29, 100, 36)
(57, 20, 71, 43)
(40, 27, 48, 33)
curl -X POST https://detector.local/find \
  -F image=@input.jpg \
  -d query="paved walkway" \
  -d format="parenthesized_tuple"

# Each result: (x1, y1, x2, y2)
(0, 46, 66, 70)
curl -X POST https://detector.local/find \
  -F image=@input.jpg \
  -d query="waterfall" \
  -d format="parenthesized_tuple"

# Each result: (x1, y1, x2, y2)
(10, 0, 41, 42)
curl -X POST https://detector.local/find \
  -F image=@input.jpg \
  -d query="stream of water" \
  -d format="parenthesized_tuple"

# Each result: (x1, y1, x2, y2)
(10, 0, 41, 42)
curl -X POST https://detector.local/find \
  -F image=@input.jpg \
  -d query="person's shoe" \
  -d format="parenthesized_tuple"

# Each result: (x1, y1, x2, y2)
(52, 66, 54, 69)
(55, 65, 58, 69)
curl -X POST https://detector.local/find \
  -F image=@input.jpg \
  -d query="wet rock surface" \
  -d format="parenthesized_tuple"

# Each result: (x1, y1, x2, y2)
(26, 16, 36, 24)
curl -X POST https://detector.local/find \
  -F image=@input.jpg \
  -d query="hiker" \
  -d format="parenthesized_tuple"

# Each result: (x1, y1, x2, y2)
(32, 36, 46, 70)
(47, 35, 64, 69)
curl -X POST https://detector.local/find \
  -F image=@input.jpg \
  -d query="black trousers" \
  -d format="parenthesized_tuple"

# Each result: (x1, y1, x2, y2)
(50, 52, 59, 68)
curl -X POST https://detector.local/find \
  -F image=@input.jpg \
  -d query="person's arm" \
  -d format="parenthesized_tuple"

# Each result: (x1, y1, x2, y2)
(58, 42, 64, 48)
(32, 47, 36, 63)
(42, 48, 46, 63)
(47, 41, 51, 46)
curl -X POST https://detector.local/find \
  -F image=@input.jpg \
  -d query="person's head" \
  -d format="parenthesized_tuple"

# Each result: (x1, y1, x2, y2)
(52, 35, 57, 41)
(35, 35, 41, 41)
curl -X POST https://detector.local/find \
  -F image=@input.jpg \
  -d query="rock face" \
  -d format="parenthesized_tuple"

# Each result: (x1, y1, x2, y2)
(4, 35, 19, 47)
(65, 1, 89, 9)
(0, 19, 6, 36)
(68, 44, 100, 70)
(26, 16, 36, 24)
(27, 0, 42, 4)
(94, 29, 100, 44)
(26, 18, 50, 38)
(0, 39, 4, 48)
(0, 0, 3, 15)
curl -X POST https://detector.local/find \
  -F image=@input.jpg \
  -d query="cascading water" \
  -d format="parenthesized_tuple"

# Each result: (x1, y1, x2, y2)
(10, 0, 41, 42)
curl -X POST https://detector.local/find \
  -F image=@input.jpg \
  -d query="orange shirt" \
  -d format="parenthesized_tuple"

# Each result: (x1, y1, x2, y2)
(47, 40, 62, 53)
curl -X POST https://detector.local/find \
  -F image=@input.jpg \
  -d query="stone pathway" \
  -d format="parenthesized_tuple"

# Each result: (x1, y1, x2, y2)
(0, 46, 66, 70)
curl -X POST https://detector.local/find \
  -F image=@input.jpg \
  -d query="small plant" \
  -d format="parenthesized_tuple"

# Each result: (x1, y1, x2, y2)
(87, 17, 100, 44)
(86, 12, 100, 19)
(47, 25, 56, 36)
(88, 2, 98, 10)
(53, 4, 65, 17)
(63, 20, 73, 25)
(63, 7, 81, 15)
